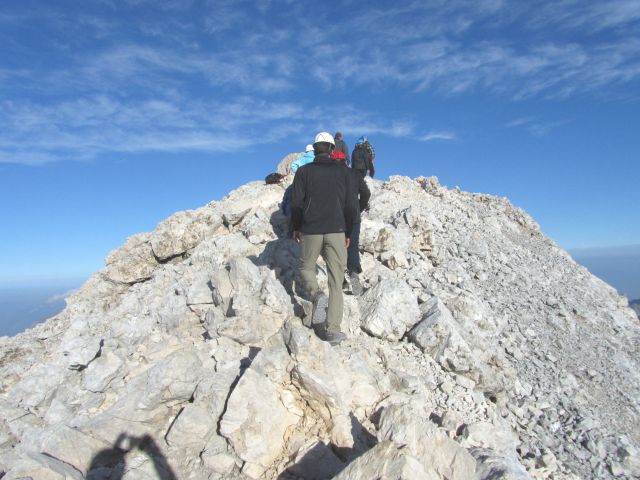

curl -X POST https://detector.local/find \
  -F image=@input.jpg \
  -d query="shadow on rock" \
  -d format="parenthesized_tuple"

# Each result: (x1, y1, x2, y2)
(277, 414, 378, 480)
(86, 433, 177, 480)
(250, 209, 308, 316)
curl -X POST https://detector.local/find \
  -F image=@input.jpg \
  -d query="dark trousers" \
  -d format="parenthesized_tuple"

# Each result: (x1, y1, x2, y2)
(356, 169, 367, 178)
(347, 221, 362, 273)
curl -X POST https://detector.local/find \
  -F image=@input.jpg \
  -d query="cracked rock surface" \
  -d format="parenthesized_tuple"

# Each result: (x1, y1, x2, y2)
(1, 165, 638, 479)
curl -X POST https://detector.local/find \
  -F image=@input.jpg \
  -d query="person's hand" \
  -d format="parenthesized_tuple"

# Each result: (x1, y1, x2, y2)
(293, 230, 301, 243)
(369, 169, 375, 178)
(346, 237, 350, 248)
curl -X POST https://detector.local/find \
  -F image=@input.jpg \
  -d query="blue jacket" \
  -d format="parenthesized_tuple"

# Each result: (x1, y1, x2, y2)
(290, 151, 314, 174)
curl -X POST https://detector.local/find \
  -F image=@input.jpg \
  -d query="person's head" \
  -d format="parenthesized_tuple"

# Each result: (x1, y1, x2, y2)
(313, 131, 335, 154)
(334, 132, 343, 141)
(305, 144, 314, 152)
(356, 135, 367, 145)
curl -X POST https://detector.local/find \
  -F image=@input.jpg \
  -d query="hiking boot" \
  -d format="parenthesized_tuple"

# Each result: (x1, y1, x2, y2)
(311, 292, 328, 326)
(323, 330, 347, 346)
(349, 271, 363, 296)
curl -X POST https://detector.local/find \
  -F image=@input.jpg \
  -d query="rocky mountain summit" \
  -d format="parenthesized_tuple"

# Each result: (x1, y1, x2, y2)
(1, 159, 639, 480)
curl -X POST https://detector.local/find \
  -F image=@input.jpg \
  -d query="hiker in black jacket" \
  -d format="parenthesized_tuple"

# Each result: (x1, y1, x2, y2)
(351, 136, 375, 178)
(291, 132, 358, 346)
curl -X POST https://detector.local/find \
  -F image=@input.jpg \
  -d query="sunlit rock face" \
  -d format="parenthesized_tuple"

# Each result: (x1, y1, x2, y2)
(1, 158, 639, 480)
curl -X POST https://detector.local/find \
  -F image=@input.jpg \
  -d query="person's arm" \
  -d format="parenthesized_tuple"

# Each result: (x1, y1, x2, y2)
(291, 168, 305, 237)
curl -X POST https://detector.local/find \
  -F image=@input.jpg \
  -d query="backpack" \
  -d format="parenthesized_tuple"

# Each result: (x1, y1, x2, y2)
(351, 145, 370, 171)
(265, 172, 285, 184)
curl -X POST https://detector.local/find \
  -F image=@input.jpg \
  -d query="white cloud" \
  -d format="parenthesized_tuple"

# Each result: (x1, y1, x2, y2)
(419, 131, 456, 142)
(505, 116, 569, 136)
(0, 95, 415, 165)
(528, 0, 640, 33)
(47, 289, 78, 304)
(3, 0, 640, 167)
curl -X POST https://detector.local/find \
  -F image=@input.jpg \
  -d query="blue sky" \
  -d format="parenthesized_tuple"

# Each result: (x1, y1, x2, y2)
(1, 0, 640, 287)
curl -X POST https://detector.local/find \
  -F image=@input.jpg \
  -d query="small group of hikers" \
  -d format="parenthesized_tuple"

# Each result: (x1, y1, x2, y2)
(289, 132, 375, 178)
(277, 132, 375, 346)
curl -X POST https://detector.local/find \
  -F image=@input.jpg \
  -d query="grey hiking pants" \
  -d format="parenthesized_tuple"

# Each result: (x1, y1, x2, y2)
(299, 232, 347, 332)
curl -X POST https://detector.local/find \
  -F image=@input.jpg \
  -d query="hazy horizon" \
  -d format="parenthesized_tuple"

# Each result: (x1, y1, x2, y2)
(0, 283, 80, 337)
(1, 243, 638, 337)
(571, 244, 640, 300)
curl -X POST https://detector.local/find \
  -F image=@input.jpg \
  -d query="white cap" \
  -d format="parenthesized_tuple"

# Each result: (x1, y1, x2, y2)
(305, 144, 314, 152)
(313, 132, 335, 146)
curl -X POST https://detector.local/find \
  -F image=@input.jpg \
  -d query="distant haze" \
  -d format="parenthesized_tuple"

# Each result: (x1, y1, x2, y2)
(571, 245, 640, 300)
(0, 283, 80, 337)
(0, 245, 637, 337)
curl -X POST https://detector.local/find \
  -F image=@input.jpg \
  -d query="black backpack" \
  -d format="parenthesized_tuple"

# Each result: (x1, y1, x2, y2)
(265, 172, 285, 184)
(351, 145, 369, 171)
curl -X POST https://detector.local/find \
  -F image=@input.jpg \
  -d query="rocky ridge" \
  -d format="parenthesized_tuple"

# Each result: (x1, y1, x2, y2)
(1, 158, 639, 479)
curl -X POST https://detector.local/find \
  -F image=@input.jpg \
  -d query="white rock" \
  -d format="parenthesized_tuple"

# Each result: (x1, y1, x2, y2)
(360, 277, 420, 341)
(333, 440, 439, 480)
(471, 448, 531, 480)
(408, 297, 478, 376)
(151, 208, 222, 260)
(376, 400, 476, 480)
(104, 233, 157, 284)
(139, 349, 203, 409)
(82, 350, 123, 392)
(166, 404, 215, 447)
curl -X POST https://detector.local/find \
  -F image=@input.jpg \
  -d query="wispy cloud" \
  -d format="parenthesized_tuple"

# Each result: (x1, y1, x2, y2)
(47, 289, 77, 304)
(419, 131, 457, 142)
(527, 0, 640, 33)
(2, 1, 639, 165)
(0, 95, 414, 165)
(506, 116, 569, 136)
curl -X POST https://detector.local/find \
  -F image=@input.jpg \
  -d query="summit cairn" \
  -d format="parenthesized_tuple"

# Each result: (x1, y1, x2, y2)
(1, 162, 639, 479)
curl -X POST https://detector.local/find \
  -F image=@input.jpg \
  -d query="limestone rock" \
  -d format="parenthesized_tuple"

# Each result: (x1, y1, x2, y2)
(276, 152, 303, 175)
(471, 448, 531, 480)
(360, 277, 420, 340)
(376, 400, 476, 480)
(81, 349, 123, 392)
(104, 233, 157, 283)
(2, 167, 640, 480)
(408, 297, 478, 376)
(219, 335, 299, 478)
(333, 440, 439, 480)
(151, 207, 223, 260)
(166, 404, 215, 447)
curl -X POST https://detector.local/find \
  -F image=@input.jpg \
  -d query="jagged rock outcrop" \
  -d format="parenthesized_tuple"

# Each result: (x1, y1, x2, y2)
(1, 158, 639, 480)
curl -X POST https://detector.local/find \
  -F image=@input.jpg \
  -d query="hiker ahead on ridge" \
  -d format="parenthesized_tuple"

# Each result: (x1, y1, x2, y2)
(351, 136, 375, 178)
(334, 132, 350, 166)
(290, 144, 315, 174)
(291, 132, 357, 346)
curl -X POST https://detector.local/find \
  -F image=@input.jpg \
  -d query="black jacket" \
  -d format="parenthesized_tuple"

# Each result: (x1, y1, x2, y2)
(291, 154, 357, 237)
(351, 143, 373, 174)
